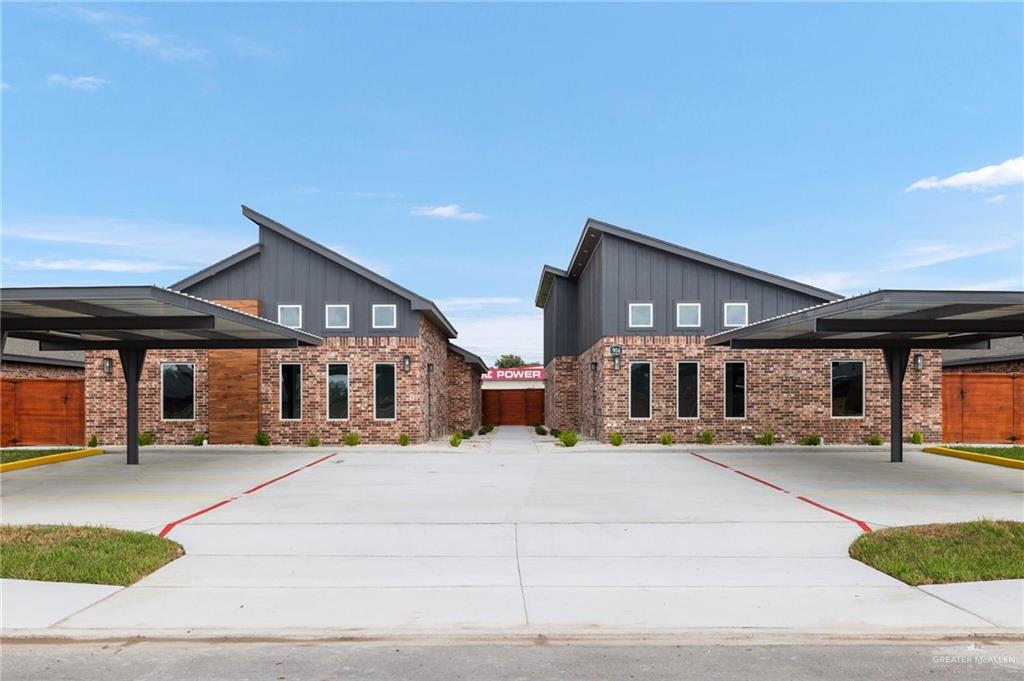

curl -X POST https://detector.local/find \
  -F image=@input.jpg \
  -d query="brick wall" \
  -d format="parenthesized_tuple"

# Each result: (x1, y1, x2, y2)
(447, 350, 482, 432)
(562, 335, 942, 444)
(1, 361, 84, 380)
(544, 355, 578, 431)
(945, 361, 1024, 373)
(419, 317, 450, 440)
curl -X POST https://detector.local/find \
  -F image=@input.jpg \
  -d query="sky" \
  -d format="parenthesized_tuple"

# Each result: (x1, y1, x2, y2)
(2, 3, 1022, 364)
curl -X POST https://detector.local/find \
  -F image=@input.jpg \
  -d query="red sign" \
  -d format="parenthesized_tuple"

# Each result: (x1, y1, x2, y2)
(483, 367, 546, 382)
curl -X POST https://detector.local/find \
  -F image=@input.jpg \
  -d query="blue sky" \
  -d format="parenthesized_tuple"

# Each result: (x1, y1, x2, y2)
(3, 3, 1022, 363)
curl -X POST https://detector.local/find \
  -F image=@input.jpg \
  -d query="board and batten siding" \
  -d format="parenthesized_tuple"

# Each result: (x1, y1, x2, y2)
(182, 225, 420, 337)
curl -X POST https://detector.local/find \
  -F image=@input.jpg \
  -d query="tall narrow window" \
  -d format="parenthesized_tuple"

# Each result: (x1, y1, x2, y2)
(372, 304, 397, 329)
(628, 303, 654, 329)
(375, 362, 396, 420)
(677, 362, 699, 418)
(278, 305, 302, 329)
(629, 361, 652, 419)
(280, 363, 302, 420)
(327, 364, 349, 419)
(832, 360, 865, 418)
(725, 361, 746, 418)
(161, 363, 194, 420)
(325, 304, 350, 330)
(723, 302, 748, 328)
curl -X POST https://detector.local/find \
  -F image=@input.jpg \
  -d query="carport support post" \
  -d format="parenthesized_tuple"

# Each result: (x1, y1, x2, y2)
(883, 346, 911, 463)
(119, 348, 147, 465)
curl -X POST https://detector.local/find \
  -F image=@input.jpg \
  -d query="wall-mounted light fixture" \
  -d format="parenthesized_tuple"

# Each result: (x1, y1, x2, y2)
(402, 355, 412, 373)
(590, 361, 598, 372)
(102, 357, 113, 375)
(610, 345, 623, 370)
(913, 353, 924, 371)
(427, 362, 434, 374)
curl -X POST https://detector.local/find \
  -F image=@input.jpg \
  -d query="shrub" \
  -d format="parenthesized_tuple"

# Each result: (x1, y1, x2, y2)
(345, 432, 361, 447)
(550, 428, 561, 438)
(191, 433, 206, 447)
(531, 422, 541, 428)
(866, 433, 883, 446)
(800, 433, 822, 446)
(449, 433, 463, 447)
(754, 429, 775, 446)
(478, 427, 489, 436)
(609, 431, 624, 447)
(307, 436, 321, 448)
(535, 425, 548, 436)
(909, 431, 924, 445)
(138, 431, 155, 446)
(485, 423, 496, 430)
(700, 430, 714, 445)
(559, 430, 579, 447)
(659, 432, 674, 446)
(87, 434, 98, 448)
(255, 431, 271, 446)
(462, 429, 474, 439)
(399, 434, 410, 446)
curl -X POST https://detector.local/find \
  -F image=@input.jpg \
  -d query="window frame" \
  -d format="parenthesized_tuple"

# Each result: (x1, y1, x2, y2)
(627, 302, 655, 329)
(160, 362, 195, 421)
(324, 304, 351, 330)
(676, 361, 700, 419)
(277, 304, 303, 329)
(675, 302, 702, 329)
(373, 361, 397, 421)
(628, 360, 653, 420)
(723, 302, 749, 328)
(372, 304, 398, 330)
(723, 360, 747, 420)
(326, 362, 350, 421)
(279, 362, 302, 421)
(831, 359, 866, 419)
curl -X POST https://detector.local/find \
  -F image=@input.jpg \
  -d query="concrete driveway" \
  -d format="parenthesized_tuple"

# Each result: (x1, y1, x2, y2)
(2, 427, 1022, 637)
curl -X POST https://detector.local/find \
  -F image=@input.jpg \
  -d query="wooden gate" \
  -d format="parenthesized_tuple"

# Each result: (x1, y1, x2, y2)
(482, 389, 544, 426)
(1, 379, 85, 447)
(942, 372, 1022, 443)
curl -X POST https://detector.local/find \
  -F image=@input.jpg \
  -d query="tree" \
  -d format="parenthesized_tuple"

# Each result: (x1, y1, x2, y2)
(495, 354, 525, 368)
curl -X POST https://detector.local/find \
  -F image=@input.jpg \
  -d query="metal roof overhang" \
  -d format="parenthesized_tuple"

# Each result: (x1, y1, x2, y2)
(1, 286, 323, 350)
(706, 290, 1024, 463)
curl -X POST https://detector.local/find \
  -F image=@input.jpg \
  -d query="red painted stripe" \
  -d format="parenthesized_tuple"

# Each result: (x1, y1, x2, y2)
(158, 452, 338, 538)
(797, 496, 872, 533)
(689, 451, 732, 468)
(734, 469, 788, 493)
(158, 497, 236, 538)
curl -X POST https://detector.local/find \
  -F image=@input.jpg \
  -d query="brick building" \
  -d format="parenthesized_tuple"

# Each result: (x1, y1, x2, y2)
(536, 219, 942, 444)
(85, 206, 485, 446)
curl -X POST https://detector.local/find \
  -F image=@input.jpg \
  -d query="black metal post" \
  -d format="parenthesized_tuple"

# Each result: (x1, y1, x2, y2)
(119, 348, 147, 465)
(883, 346, 911, 463)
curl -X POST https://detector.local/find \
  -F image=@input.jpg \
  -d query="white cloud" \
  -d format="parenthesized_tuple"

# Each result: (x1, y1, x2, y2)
(906, 156, 1024, 192)
(436, 296, 522, 310)
(984, 194, 1008, 203)
(449, 313, 544, 365)
(14, 258, 182, 273)
(880, 240, 1013, 271)
(45, 74, 111, 91)
(65, 6, 207, 62)
(793, 271, 869, 294)
(411, 204, 487, 220)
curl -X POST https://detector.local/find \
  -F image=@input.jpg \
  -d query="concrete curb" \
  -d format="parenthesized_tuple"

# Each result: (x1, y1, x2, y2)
(0, 448, 105, 473)
(923, 446, 1024, 470)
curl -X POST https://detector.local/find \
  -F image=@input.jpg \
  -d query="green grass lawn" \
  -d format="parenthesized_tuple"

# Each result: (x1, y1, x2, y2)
(850, 520, 1024, 586)
(943, 445, 1024, 461)
(0, 525, 184, 586)
(0, 448, 84, 464)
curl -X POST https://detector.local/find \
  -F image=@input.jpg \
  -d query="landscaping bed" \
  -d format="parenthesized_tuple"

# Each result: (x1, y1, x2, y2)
(0, 525, 183, 586)
(0, 448, 82, 465)
(849, 520, 1024, 585)
(939, 445, 1024, 462)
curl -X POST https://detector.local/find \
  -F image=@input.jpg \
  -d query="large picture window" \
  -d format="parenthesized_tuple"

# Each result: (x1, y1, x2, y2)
(832, 360, 865, 418)
(725, 361, 746, 418)
(327, 364, 349, 420)
(161, 363, 194, 420)
(629, 361, 652, 419)
(677, 362, 699, 418)
(375, 362, 396, 420)
(280, 363, 302, 420)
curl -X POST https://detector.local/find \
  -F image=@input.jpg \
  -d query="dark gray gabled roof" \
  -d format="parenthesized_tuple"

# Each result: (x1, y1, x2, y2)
(536, 218, 841, 308)
(240, 206, 458, 338)
(534, 265, 569, 308)
(170, 243, 261, 291)
(448, 343, 488, 372)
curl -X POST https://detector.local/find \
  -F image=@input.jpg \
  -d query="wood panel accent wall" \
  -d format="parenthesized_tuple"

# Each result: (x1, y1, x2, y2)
(943, 372, 1022, 444)
(208, 299, 261, 444)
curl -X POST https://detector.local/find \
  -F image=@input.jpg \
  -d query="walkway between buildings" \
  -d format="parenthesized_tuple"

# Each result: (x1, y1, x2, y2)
(488, 426, 538, 454)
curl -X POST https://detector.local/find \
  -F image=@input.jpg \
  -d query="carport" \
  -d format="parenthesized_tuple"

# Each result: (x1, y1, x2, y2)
(0, 286, 322, 464)
(708, 290, 1024, 463)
